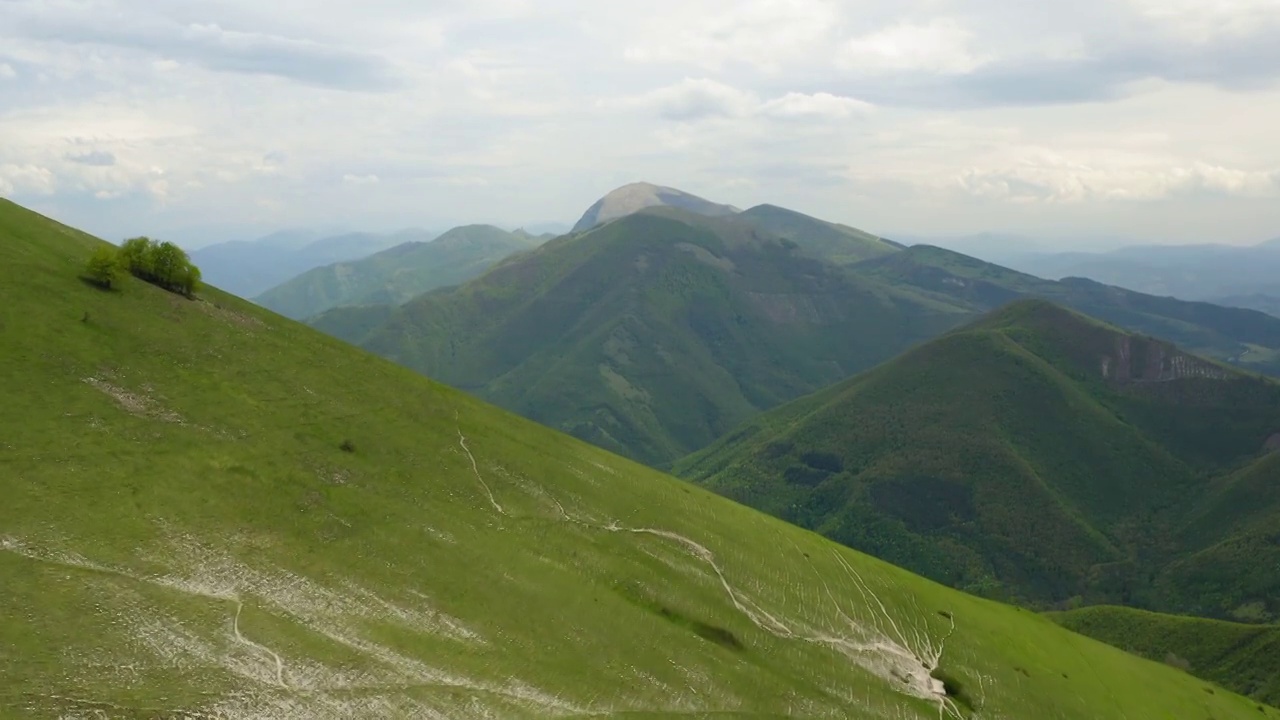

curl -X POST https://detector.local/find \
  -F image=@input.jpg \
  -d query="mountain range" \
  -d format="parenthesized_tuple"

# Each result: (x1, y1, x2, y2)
(254, 225, 546, 320)
(311, 184, 1280, 466)
(679, 300, 1280, 624)
(190, 228, 436, 298)
(8, 196, 1271, 718)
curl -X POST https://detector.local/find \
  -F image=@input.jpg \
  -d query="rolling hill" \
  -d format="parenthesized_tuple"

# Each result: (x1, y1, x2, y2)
(679, 300, 1280, 621)
(1049, 605, 1280, 706)
(737, 204, 901, 265)
(254, 225, 543, 320)
(570, 181, 740, 232)
(850, 244, 1280, 376)
(191, 228, 432, 299)
(6, 198, 1273, 719)
(313, 207, 971, 467)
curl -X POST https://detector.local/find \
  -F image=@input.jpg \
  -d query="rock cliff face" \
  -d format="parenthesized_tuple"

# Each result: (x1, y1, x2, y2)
(1101, 335, 1231, 383)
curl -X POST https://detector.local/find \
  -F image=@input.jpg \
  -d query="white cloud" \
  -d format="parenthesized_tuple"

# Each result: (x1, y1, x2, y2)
(0, 164, 58, 195)
(0, 0, 1278, 245)
(759, 92, 873, 119)
(838, 20, 989, 74)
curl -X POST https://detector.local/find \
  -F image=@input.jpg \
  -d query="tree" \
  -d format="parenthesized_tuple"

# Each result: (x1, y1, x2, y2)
(84, 246, 123, 289)
(116, 236, 202, 297)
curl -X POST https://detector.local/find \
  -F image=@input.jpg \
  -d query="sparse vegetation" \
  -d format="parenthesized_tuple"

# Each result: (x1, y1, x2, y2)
(82, 245, 123, 289)
(119, 236, 202, 297)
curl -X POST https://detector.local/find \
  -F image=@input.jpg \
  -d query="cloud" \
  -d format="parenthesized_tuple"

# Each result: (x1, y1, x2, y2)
(607, 79, 872, 122)
(3, 4, 401, 91)
(838, 20, 989, 74)
(0, 63, 15, 79)
(342, 173, 380, 186)
(0, 164, 58, 195)
(759, 92, 873, 119)
(954, 156, 1280, 203)
(66, 150, 117, 166)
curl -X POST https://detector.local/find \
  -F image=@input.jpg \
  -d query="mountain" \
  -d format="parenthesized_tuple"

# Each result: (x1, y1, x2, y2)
(1212, 294, 1280, 319)
(571, 182, 740, 232)
(679, 300, 1280, 620)
(737, 204, 901, 264)
(1049, 606, 1280, 706)
(6, 199, 1270, 719)
(255, 225, 541, 320)
(1004, 240, 1280, 302)
(849, 244, 1280, 377)
(191, 229, 432, 298)
(314, 207, 972, 467)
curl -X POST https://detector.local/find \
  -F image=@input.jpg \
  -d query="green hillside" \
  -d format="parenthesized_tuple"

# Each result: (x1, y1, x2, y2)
(680, 300, 1280, 619)
(737, 204, 901, 265)
(314, 208, 970, 467)
(255, 225, 540, 320)
(851, 245, 1280, 376)
(1049, 606, 1280, 706)
(7, 199, 1274, 718)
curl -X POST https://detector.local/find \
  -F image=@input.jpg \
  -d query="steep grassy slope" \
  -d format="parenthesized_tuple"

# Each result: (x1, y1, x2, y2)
(1049, 606, 1280, 706)
(313, 208, 970, 467)
(680, 300, 1280, 618)
(852, 245, 1280, 377)
(7, 199, 1273, 719)
(255, 225, 540, 320)
(736, 204, 901, 265)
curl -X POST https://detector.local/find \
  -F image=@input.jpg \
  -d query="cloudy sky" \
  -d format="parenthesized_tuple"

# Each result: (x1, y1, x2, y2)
(1, 0, 1279, 247)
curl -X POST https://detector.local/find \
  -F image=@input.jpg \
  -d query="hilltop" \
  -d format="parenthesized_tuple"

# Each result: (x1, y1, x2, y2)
(313, 207, 968, 466)
(679, 300, 1280, 619)
(255, 225, 542, 320)
(1048, 605, 1280, 706)
(571, 182, 740, 232)
(6, 198, 1274, 718)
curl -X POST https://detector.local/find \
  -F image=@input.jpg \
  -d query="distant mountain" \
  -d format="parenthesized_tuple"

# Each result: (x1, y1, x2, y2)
(571, 182, 739, 233)
(679, 300, 1280, 621)
(192, 229, 432, 298)
(737, 204, 900, 265)
(313, 207, 969, 467)
(1211, 294, 1280, 319)
(850, 245, 1280, 377)
(255, 225, 541, 320)
(1048, 606, 1280, 706)
(1005, 239, 1280, 301)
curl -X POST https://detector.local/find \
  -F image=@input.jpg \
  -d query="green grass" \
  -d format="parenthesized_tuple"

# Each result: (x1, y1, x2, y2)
(255, 224, 540, 320)
(1049, 606, 1280, 706)
(679, 300, 1280, 617)
(2, 198, 1275, 718)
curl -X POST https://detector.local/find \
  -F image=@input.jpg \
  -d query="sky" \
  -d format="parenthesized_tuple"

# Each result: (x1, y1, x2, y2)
(1, 0, 1279, 248)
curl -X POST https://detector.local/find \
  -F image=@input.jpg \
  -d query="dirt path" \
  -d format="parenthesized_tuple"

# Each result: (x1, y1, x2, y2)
(233, 600, 288, 689)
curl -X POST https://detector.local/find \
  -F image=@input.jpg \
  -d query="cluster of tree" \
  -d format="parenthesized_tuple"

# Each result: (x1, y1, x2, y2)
(84, 237, 202, 297)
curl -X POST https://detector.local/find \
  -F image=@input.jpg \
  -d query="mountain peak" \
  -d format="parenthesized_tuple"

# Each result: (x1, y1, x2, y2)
(571, 182, 739, 233)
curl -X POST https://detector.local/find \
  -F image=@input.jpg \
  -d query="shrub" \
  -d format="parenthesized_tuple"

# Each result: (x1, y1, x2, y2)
(339, 439, 356, 453)
(118, 237, 202, 297)
(84, 246, 123, 289)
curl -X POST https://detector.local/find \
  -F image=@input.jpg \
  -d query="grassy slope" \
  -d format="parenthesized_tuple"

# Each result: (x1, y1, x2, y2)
(852, 245, 1280, 376)
(254, 225, 538, 320)
(4, 198, 1272, 719)
(1049, 606, 1280, 706)
(679, 300, 1280, 618)
(314, 208, 970, 467)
